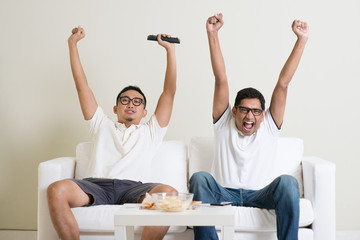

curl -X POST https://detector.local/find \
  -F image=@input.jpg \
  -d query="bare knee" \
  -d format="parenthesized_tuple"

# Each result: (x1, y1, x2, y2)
(139, 185, 178, 203)
(47, 180, 90, 207)
(47, 180, 69, 204)
(150, 184, 178, 195)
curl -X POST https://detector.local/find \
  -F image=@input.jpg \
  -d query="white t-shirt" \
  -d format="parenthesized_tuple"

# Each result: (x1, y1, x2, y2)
(212, 105, 280, 190)
(83, 106, 167, 181)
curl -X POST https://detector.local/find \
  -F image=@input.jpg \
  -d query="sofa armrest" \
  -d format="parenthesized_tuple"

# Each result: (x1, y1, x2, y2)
(302, 156, 335, 240)
(38, 157, 75, 240)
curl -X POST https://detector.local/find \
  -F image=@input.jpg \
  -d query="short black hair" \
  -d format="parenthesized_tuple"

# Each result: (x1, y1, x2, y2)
(116, 85, 147, 108)
(234, 87, 265, 110)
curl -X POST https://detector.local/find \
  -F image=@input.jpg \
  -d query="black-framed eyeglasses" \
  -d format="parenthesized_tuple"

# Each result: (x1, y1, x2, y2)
(236, 106, 263, 116)
(118, 96, 144, 106)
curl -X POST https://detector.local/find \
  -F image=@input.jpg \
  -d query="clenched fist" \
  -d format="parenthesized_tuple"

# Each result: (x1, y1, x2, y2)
(68, 26, 85, 45)
(292, 20, 309, 41)
(206, 13, 224, 35)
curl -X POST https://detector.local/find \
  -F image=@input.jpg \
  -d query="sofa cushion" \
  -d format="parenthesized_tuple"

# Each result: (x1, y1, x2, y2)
(75, 141, 188, 193)
(189, 137, 214, 177)
(189, 137, 304, 197)
(72, 205, 186, 233)
(75, 142, 93, 180)
(272, 138, 304, 197)
(213, 198, 313, 232)
(72, 199, 312, 234)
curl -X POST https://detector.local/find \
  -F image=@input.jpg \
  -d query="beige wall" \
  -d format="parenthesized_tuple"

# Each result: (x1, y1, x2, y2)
(1, 0, 359, 231)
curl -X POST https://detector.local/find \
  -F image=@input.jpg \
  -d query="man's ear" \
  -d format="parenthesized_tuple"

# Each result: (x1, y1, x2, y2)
(232, 106, 237, 118)
(113, 105, 117, 114)
(257, 110, 266, 124)
(142, 109, 148, 118)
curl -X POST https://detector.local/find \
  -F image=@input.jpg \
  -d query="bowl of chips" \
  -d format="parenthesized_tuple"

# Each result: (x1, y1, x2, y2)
(152, 193, 194, 212)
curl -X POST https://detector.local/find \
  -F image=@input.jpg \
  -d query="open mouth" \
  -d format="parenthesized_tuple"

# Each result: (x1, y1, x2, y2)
(243, 121, 254, 131)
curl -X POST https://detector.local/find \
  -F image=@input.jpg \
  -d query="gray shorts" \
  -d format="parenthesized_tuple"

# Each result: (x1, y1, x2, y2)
(71, 178, 160, 206)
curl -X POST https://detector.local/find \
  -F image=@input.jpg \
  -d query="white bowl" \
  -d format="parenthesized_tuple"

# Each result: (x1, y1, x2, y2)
(152, 193, 194, 212)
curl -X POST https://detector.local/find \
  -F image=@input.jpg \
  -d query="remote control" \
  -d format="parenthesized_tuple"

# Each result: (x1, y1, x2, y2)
(210, 202, 233, 206)
(147, 35, 180, 44)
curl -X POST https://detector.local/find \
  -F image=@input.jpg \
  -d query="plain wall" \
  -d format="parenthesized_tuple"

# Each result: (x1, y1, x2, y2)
(0, 0, 359, 231)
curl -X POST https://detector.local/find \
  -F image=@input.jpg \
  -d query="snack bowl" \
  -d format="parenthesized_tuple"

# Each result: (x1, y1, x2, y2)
(152, 193, 194, 212)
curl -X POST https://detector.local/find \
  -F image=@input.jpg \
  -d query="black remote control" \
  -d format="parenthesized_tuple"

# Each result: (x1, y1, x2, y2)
(147, 35, 180, 44)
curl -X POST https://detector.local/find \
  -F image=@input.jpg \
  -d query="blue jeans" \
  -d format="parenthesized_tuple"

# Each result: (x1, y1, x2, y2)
(189, 172, 300, 240)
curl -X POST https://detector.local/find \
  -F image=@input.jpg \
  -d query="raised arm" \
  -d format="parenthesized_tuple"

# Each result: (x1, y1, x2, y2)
(207, 13, 229, 123)
(68, 26, 98, 120)
(270, 20, 309, 128)
(154, 34, 177, 127)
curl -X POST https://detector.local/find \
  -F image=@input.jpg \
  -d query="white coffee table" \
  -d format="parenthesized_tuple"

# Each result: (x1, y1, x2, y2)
(114, 203, 235, 240)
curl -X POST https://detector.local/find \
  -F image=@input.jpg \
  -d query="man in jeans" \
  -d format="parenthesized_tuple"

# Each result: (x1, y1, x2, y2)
(189, 13, 309, 240)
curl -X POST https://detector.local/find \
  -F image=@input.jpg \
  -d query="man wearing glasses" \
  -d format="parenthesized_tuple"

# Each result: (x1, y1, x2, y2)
(190, 13, 309, 240)
(47, 26, 177, 240)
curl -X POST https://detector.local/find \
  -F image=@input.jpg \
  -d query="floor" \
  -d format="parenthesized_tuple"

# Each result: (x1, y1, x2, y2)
(0, 230, 37, 240)
(1, 230, 359, 240)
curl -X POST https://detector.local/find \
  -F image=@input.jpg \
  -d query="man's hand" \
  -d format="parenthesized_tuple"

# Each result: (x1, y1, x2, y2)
(68, 26, 85, 45)
(157, 34, 175, 51)
(206, 13, 224, 35)
(292, 20, 309, 42)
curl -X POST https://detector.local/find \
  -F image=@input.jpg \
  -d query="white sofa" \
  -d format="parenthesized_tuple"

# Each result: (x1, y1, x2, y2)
(38, 137, 335, 240)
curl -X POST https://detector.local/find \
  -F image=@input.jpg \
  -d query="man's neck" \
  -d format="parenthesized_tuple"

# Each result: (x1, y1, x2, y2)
(118, 120, 140, 128)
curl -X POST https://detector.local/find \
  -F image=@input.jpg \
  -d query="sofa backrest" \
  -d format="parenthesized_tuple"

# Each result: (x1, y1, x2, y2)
(74, 140, 188, 193)
(189, 137, 304, 196)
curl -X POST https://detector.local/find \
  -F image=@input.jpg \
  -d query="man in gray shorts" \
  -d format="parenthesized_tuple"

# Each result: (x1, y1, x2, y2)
(47, 26, 178, 240)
